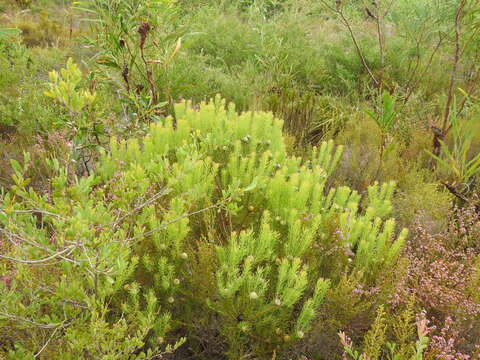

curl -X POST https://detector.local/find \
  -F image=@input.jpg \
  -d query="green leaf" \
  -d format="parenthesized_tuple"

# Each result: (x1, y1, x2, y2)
(0, 28, 21, 39)
(244, 178, 258, 192)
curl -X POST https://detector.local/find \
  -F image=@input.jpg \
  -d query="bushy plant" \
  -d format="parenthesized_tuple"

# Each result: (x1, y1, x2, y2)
(391, 205, 480, 359)
(44, 58, 103, 176)
(427, 101, 480, 198)
(339, 303, 431, 360)
(3, 0, 479, 357)
(1, 97, 407, 358)
(75, 0, 184, 129)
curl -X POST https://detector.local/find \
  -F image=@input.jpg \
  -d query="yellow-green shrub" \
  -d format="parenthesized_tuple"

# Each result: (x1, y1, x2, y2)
(1, 97, 407, 359)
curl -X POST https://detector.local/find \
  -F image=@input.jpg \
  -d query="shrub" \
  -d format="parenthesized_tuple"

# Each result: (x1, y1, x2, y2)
(339, 302, 431, 360)
(392, 205, 480, 358)
(75, 0, 184, 126)
(1, 97, 407, 358)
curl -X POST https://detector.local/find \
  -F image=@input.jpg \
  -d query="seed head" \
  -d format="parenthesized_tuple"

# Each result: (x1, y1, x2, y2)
(138, 22, 151, 48)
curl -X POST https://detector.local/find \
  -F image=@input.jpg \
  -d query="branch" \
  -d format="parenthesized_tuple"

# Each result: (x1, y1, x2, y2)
(0, 245, 76, 265)
(127, 199, 229, 244)
(403, 33, 446, 104)
(0, 312, 72, 329)
(34, 324, 62, 358)
(0, 208, 66, 220)
(441, 181, 469, 203)
(442, 0, 467, 134)
(112, 186, 171, 229)
(320, 0, 380, 87)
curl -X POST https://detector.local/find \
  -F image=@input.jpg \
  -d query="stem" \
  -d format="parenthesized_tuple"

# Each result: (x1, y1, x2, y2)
(321, 0, 380, 87)
(375, 132, 386, 181)
(442, 0, 466, 134)
(375, 5, 385, 71)
(340, 11, 380, 87)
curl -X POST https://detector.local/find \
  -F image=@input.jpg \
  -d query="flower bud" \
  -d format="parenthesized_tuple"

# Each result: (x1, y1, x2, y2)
(249, 291, 258, 300)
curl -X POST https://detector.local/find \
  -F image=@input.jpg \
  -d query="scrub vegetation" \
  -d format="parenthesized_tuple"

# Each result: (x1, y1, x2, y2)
(0, 0, 479, 359)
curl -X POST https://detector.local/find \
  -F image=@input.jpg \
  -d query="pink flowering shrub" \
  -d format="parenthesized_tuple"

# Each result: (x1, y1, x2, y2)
(393, 205, 480, 358)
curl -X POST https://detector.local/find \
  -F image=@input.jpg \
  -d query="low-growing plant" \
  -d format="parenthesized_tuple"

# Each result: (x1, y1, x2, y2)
(339, 304, 430, 360)
(427, 101, 480, 199)
(365, 91, 398, 179)
(391, 205, 480, 359)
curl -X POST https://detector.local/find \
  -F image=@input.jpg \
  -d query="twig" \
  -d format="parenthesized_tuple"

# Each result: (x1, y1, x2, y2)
(0, 312, 71, 329)
(0, 228, 84, 267)
(441, 0, 466, 134)
(403, 33, 446, 104)
(0, 208, 66, 220)
(127, 200, 229, 244)
(442, 181, 470, 203)
(34, 323, 62, 358)
(112, 186, 171, 229)
(0, 245, 76, 264)
(320, 0, 380, 87)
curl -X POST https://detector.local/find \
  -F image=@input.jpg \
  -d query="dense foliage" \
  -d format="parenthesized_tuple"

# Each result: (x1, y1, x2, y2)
(0, 0, 479, 359)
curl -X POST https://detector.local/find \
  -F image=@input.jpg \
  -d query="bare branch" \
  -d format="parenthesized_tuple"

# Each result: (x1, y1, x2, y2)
(0, 245, 76, 265)
(127, 199, 229, 244)
(442, 0, 467, 134)
(34, 324, 62, 358)
(0, 312, 71, 329)
(320, 0, 380, 87)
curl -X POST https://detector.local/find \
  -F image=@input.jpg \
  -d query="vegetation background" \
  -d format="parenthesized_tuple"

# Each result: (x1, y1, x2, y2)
(0, 0, 479, 359)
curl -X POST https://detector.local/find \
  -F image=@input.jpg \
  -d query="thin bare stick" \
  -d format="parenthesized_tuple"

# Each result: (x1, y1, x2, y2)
(320, 0, 380, 87)
(112, 186, 171, 229)
(127, 199, 229, 244)
(0, 208, 66, 220)
(34, 324, 62, 358)
(0, 312, 71, 329)
(0, 245, 76, 264)
(403, 33, 446, 104)
(442, 0, 467, 134)
(0, 228, 81, 266)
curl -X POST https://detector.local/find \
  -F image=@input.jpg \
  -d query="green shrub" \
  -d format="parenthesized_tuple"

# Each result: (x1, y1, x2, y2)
(339, 302, 430, 360)
(1, 97, 407, 358)
(76, 0, 184, 126)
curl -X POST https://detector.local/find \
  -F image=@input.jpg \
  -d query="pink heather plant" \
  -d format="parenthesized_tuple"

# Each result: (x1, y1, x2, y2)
(430, 317, 472, 360)
(392, 205, 480, 358)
